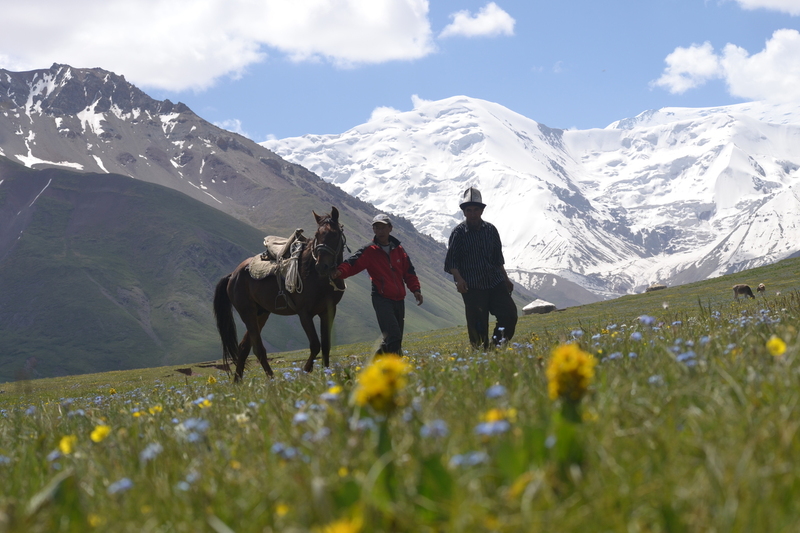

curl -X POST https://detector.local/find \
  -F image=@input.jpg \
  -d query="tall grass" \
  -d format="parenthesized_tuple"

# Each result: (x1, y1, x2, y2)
(1, 286, 799, 532)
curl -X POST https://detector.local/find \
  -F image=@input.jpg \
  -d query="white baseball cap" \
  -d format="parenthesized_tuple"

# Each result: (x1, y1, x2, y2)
(372, 213, 392, 225)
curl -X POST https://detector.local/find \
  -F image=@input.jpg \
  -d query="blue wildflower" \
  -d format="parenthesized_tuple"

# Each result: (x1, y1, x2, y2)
(639, 315, 656, 326)
(139, 442, 164, 463)
(475, 420, 511, 436)
(420, 420, 449, 439)
(485, 385, 507, 399)
(107, 478, 133, 495)
(449, 451, 489, 468)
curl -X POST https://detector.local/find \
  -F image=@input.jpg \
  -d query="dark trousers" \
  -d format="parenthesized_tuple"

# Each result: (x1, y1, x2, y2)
(372, 294, 406, 355)
(462, 282, 518, 349)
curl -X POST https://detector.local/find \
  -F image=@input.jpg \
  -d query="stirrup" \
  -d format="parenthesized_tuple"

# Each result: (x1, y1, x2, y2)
(275, 291, 288, 310)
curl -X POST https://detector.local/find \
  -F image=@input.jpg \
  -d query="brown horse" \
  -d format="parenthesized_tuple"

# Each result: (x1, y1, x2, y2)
(732, 283, 755, 300)
(213, 207, 346, 381)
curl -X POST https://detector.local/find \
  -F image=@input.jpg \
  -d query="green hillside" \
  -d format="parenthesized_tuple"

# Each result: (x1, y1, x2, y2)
(0, 158, 484, 382)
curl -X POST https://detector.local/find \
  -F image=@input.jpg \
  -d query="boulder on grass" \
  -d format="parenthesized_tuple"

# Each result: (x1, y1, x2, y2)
(523, 299, 557, 315)
(645, 284, 667, 293)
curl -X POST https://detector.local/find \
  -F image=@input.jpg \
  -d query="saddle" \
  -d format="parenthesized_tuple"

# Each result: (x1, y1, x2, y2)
(246, 229, 307, 284)
(262, 229, 307, 261)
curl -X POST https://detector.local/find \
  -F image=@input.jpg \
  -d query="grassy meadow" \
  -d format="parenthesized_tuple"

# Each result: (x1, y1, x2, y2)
(2, 257, 800, 532)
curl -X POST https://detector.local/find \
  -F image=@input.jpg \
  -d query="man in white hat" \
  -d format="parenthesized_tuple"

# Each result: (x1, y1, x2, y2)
(444, 187, 517, 349)
(331, 213, 423, 355)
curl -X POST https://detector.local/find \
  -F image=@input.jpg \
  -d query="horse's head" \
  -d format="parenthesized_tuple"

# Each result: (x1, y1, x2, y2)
(311, 206, 344, 277)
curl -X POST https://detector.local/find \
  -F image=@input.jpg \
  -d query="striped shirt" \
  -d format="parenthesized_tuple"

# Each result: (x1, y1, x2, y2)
(444, 220, 506, 290)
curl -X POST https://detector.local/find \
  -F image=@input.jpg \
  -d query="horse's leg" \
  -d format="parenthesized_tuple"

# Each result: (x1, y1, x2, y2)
(253, 311, 273, 377)
(237, 305, 274, 380)
(233, 333, 251, 383)
(300, 312, 322, 373)
(320, 304, 336, 369)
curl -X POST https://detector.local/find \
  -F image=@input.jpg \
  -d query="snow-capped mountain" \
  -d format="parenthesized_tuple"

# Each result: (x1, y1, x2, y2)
(263, 96, 800, 299)
(0, 63, 376, 235)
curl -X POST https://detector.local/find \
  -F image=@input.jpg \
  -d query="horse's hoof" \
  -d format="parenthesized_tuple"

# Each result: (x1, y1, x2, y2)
(303, 363, 314, 373)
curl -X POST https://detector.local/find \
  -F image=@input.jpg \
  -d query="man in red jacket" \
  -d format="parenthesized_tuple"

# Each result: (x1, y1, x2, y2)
(331, 214, 423, 355)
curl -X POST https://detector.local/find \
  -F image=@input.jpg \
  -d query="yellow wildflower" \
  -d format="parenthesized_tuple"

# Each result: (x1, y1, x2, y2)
(229, 460, 241, 470)
(108, 388, 117, 395)
(483, 408, 517, 423)
(59, 435, 78, 455)
(582, 408, 599, 422)
(90, 425, 112, 443)
(198, 398, 212, 409)
(207, 375, 217, 385)
(88, 514, 105, 527)
(315, 516, 363, 533)
(338, 466, 349, 477)
(275, 503, 290, 517)
(546, 343, 597, 402)
(767, 335, 787, 357)
(508, 472, 534, 499)
(148, 405, 163, 415)
(353, 354, 411, 413)
(327, 385, 343, 395)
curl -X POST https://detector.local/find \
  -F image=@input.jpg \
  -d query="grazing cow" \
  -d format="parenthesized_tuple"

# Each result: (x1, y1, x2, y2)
(757, 283, 766, 295)
(732, 284, 755, 300)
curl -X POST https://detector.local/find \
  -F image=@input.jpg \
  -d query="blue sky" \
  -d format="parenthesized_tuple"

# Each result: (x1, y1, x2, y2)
(2, 1, 800, 141)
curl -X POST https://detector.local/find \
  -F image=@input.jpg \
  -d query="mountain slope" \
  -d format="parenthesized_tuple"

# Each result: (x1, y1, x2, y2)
(263, 96, 800, 300)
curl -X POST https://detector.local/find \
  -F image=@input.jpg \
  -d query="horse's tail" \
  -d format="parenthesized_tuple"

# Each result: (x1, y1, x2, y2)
(213, 275, 239, 370)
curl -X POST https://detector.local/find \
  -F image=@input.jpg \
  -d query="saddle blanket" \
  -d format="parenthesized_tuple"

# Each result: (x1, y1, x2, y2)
(246, 254, 285, 280)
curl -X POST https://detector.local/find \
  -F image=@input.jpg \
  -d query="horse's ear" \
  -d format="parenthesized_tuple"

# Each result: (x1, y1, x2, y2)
(313, 210, 322, 225)
(331, 206, 339, 222)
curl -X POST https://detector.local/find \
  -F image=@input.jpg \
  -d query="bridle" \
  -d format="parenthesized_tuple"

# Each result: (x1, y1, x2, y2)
(310, 218, 348, 264)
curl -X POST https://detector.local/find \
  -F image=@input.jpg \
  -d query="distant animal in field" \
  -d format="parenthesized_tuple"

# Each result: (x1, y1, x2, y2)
(645, 283, 667, 293)
(732, 284, 755, 300)
(757, 283, 766, 294)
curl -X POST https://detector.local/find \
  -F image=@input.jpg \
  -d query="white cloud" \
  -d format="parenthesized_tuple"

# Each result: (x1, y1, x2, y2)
(733, 0, 800, 16)
(651, 42, 722, 94)
(214, 119, 249, 138)
(652, 30, 800, 102)
(411, 94, 432, 109)
(0, 0, 435, 91)
(721, 29, 800, 101)
(439, 2, 515, 39)
(368, 106, 401, 122)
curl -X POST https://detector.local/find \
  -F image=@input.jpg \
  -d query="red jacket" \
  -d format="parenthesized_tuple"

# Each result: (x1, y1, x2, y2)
(337, 236, 421, 301)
